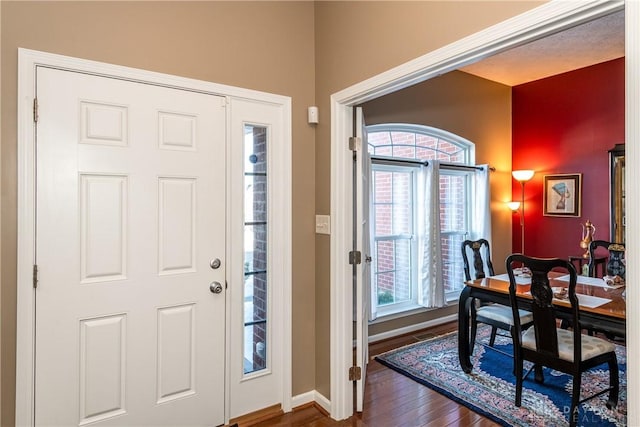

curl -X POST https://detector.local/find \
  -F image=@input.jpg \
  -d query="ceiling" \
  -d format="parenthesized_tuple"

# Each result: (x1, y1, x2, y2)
(459, 10, 625, 86)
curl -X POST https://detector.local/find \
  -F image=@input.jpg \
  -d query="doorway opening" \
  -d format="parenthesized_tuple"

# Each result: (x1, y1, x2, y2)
(330, 0, 636, 421)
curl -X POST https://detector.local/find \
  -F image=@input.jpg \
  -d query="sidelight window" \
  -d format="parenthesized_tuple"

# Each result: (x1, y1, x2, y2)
(243, 125, 268, 374)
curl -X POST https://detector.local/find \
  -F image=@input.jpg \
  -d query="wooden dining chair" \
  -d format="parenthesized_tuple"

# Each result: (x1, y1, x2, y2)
(461, 239, 532, 354)
(588, 240, 625, 279)
(506, 254, 619, 427)
(586, 240, 626, 339)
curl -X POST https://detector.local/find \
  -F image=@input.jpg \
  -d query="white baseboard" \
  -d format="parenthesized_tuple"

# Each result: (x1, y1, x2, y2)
(290, 315, 455, 416)
(291, 390, 331, 414)
(291, 390, 315, 408)
(290, 315, 454, 418)
(313, 391, 331, 413)
(368, 313, 458, 343)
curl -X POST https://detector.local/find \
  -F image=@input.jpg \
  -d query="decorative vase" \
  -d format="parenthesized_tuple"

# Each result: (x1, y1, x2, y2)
(579, 219, 595, 258)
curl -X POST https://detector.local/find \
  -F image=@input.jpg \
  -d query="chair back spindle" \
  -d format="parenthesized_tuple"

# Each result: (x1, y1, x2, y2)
(529, 270, 560, 358)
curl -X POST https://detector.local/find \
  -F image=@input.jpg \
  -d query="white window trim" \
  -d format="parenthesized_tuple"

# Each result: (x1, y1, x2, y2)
(367, 123, 475, 164)
(371, 162, 419, 316)
(440, 168, 475, 302)
(369, 125, 475, 316)
(330, 1, 632, 422)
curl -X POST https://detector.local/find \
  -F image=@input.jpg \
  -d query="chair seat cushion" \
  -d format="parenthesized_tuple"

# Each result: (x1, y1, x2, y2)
(476, 304, 533, 326)
(522, 327, 616, 361)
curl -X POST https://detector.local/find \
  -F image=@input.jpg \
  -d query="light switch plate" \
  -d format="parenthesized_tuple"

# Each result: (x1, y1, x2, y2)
(315, 214, 331, 235)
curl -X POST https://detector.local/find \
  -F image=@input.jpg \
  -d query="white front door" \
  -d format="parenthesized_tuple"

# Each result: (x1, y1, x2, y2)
(35, 67, 226, 426)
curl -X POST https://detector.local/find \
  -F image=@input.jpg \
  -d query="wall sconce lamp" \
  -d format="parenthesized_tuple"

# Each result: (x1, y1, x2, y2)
(512, 170, 535, 254)
(507, 201, 521, 212)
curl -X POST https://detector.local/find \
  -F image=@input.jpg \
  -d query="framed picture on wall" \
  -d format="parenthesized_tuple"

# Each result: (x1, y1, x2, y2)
(543, 173, 582, 217)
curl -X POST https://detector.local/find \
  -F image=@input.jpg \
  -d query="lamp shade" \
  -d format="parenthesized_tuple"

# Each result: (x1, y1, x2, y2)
(512, 170, 535, 182)
(507, 201, 521, 211)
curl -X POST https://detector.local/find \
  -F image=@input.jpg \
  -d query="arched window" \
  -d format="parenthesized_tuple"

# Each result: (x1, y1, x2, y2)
(367, 124, 486, 318)
(367, 123, 474, 164)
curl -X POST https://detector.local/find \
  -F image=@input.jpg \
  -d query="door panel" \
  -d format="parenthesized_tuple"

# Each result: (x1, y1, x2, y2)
(79, 314, 127, 424)
(80, 174, 128, 283)
(156, 303, 196, 403)
(35, 67, 226, 426)
(355, 107, 370, 412)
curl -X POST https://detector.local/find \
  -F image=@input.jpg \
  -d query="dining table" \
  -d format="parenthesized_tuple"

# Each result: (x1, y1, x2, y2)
(457, 272, 626, 373)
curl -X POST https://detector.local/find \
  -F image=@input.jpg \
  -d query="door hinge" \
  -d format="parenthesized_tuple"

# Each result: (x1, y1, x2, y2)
(33, 264, 39, 289)
(33, 98, 39, 123)
(348, 136, 361, 152)
(349, 366, 362, 381)
(349, 250, 362, 265)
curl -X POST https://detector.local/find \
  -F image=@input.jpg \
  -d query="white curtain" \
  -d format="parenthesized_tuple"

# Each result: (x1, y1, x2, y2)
(464, 164, 492, 278)
(471, 165, 492, 242)
(417, 160, 445, 308)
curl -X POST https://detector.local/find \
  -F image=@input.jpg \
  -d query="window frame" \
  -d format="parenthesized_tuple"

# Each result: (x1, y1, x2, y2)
(439, 167, 475, 301)
(367, 123, 475, 165)
(370, 162, 420, 317)
(242, 124, 269, 376)
(367, 124, 476, 317)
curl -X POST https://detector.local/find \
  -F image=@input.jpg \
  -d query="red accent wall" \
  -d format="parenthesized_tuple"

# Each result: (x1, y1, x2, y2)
(512, 58, 624, 259)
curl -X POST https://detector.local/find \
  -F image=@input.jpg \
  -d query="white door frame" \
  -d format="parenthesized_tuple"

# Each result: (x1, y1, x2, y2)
(330, 0, 638, 422)
(16, 48, 292, 426)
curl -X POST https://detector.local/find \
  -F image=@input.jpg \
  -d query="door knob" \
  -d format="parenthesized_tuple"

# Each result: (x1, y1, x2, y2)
(209, 281, 223, 294)
(210, 258, 221, 269)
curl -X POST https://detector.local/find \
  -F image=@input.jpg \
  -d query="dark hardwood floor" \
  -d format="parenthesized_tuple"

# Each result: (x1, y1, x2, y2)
(250, 322, 501, 427)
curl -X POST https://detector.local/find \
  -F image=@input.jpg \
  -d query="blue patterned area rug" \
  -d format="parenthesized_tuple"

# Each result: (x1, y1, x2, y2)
(375, 326, 626, 426)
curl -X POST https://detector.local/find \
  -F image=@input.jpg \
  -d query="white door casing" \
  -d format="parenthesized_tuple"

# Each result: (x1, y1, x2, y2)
(36, 67, 226, 426)
(16, 49, 292, 426)
(330, 0, 632, 421)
